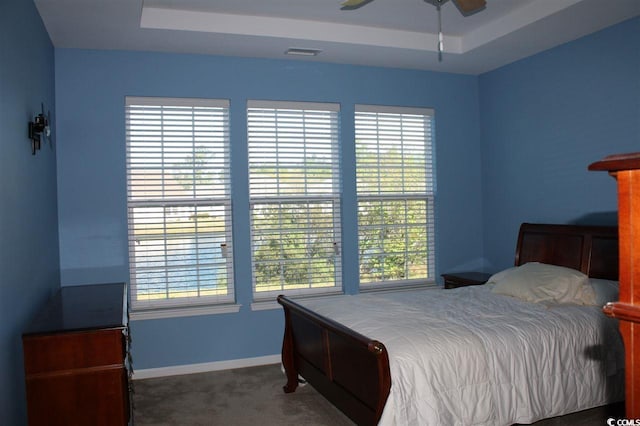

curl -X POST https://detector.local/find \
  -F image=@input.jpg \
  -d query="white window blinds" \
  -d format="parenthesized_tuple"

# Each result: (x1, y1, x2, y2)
(355, 104, 435, 287)
(125, 97, 234, 310)
(247, 100, 342, 299)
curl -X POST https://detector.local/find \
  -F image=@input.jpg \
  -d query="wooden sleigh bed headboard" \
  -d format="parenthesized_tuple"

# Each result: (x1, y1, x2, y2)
(277, 223, 619, 425)
(516, 223, 618, 280)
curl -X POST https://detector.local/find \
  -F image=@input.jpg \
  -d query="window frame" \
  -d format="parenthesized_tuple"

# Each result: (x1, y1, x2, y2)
(354, 104, 436, 290)
(125, 96, 235, 314)
(247, 100, 343, 301)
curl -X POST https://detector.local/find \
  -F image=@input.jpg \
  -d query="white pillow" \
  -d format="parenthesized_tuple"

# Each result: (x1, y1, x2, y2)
(575, 281, 597, 306)
(589, 278, 619, 305)
(489, 262, 591, 304)
(485, 266, 516, 284)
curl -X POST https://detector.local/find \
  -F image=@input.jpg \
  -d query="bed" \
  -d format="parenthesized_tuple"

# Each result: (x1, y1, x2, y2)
(277, 223, 624, 425)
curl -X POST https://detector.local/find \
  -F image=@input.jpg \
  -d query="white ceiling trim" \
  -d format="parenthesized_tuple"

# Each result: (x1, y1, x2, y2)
(140, 6, 464, 54)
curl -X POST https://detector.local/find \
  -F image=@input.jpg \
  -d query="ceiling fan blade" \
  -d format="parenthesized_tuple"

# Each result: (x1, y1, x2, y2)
(452, 0, 486, 15)
(341, 0, 375, 10)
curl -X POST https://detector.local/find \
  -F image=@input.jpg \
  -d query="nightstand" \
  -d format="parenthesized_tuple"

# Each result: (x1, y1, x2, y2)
(441, 272, 492, 289)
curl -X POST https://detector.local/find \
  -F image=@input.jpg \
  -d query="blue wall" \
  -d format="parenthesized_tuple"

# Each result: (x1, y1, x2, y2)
(0, 0, 59, 423)
(479, 17, 640, 272)
(54, 51, 484, 368)
(52, 14, 640, 373)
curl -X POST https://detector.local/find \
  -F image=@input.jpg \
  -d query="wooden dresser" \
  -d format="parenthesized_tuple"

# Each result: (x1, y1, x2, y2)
(22, 283, 130, 426)
(589, 152, 640, 418)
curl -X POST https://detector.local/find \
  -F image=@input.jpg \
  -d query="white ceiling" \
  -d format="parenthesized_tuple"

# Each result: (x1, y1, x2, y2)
(34, 0, 640, 75)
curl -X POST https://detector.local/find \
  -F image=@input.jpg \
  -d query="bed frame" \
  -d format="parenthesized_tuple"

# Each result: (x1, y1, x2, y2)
(277, 223, 619, 425)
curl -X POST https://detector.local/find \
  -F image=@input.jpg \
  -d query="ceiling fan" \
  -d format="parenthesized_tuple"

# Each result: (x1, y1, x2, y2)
(340, 0, 486, 15)
(340, 0, 487, 61)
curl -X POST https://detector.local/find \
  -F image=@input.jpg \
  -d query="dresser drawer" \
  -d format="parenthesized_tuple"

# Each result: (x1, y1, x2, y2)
(25, 366, 128, 426)
(23, 328, 124, 375)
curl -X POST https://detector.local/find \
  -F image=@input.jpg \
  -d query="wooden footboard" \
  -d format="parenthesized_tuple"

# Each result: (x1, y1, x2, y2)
(277, 295, 391, 426)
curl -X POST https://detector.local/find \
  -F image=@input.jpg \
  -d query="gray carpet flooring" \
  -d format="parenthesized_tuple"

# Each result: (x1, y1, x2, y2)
(132, 363, 624, 426)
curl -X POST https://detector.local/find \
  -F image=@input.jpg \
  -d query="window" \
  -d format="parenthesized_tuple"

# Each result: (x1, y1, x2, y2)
(126, 97, 233, 311)
(355, 105, 435, 287)
(247, 101, 341, 299)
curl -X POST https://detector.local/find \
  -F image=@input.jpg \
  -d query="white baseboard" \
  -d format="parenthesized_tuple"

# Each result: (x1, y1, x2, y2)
(132, 354, 281, 380)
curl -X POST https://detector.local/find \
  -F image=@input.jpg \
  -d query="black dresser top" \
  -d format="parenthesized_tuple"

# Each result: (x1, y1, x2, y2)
(23, 283, 127, 336)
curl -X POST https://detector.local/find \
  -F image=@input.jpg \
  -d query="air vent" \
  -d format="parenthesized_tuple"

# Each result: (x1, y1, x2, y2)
(285, 48, 322, 57)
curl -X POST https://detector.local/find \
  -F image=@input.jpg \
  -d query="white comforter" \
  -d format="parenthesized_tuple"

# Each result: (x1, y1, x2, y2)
(299, 285, 624, 426)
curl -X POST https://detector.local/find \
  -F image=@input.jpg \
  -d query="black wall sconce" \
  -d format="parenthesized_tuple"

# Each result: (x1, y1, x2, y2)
(28, 103, 51, 155)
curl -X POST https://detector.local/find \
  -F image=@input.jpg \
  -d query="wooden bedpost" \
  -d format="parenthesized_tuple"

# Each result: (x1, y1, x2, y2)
(278, 295, 300, 393)
(589, 152, 640, 418)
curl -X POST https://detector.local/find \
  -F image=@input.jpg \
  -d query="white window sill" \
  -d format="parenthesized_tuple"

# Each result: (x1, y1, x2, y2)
(251, 290, 345, 311)
(130, 303, 241, 321)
